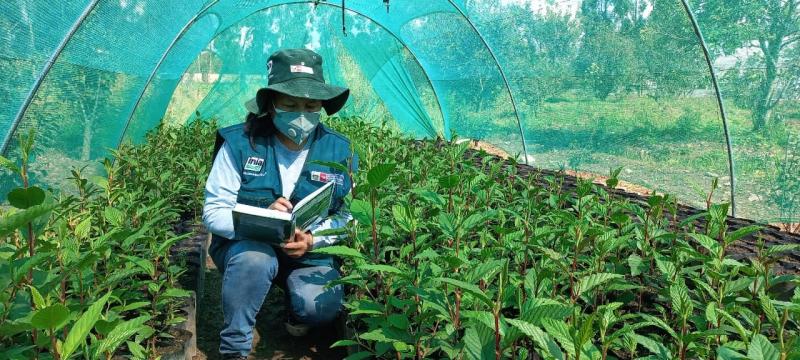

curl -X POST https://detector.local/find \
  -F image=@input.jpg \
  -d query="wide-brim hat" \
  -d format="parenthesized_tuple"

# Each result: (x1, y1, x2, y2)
(245, 48, 350, 116)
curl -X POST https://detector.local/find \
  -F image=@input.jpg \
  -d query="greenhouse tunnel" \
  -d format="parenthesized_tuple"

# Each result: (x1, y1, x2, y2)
(1, 0, 799, 225)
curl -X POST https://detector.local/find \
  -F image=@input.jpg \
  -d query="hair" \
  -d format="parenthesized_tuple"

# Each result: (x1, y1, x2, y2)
(243, 111, 276, 150)
(243, 91, 277, 150)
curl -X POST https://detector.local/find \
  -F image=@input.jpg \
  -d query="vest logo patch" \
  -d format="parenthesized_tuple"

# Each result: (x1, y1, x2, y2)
(311, 171, 344, 186)
(244, 156, 264, 173)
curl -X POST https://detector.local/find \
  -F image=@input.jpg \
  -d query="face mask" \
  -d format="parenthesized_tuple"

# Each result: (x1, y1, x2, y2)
(272, 106, 321, 145)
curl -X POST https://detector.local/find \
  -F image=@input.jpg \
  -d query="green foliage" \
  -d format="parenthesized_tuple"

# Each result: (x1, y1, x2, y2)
(328, 118, 799, 359)
(0, 119, 216, 358)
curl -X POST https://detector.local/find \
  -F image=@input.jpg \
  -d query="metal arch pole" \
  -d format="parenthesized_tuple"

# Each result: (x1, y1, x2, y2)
(680, 0, 737, 217)
(1, 0, 101, 155)
(115, 0, 220, 149)
(445, 0, 529, 164)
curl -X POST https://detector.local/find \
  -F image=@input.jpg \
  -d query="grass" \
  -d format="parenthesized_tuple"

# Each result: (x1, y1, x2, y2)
(474, 93, 799, 223)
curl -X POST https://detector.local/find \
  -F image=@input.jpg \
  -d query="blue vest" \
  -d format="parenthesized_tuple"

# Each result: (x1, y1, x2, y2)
(209, 122, 357, 267)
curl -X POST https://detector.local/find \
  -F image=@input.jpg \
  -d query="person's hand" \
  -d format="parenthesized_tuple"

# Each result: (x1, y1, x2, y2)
(268, 197, 293, 213)
(281, 228, 313, 258)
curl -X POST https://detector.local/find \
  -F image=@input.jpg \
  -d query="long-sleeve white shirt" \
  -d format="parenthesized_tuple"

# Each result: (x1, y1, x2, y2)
(202, 138, 351, 249)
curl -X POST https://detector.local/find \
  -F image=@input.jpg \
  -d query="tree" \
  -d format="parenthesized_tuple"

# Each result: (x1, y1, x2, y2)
(636, 0, 709, 99)
(698, 0, 800, 130)
(575, 0, 648, 99)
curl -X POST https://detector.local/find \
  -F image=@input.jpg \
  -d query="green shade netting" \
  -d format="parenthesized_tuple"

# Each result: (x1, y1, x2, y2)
(1, 0, 798, 225)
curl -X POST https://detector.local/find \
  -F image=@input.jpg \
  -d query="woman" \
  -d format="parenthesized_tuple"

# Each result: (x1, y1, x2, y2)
(202, 48, 357, 360)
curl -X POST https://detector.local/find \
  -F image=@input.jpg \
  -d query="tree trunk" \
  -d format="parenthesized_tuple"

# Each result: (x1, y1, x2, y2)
(753, 38, 781, 131)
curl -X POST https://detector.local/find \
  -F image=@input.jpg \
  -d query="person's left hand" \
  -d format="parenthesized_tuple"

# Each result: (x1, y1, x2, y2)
(281, 228, 313, 258)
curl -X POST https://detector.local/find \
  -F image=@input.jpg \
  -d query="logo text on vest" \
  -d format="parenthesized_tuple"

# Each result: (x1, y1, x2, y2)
(310, 171, 344, 186)
(244, 156, 265, 173)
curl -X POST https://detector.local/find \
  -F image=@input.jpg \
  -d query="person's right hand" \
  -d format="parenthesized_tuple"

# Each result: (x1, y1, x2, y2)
(268, 197, 293, 213)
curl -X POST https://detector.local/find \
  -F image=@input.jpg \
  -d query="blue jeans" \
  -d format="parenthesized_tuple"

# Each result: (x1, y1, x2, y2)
(209, 237, 343, 357)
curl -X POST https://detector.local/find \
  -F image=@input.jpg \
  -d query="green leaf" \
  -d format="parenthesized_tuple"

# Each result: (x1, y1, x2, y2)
(330, 339, 358, 348)
(717, 345, 748, 360)
(350, 199, 373, 225)
(463, 310, 503, 336)
(746, 334, 779, 360)
(716, 308, 748, 342)
(30, 304, 70, 330)
(387, 314, 409, 329)
(311, 245, 365, 259)
(759, 295, 780, 329)
(12, 252, 48, 282)
(156, 232, 192, 254)
(74, 217, 92, 240)
(313, 227, 348, 237)
(412, 189, 446, 208)
(121, 255, 155, 277)
(521, 298, 573, 325)
(437, 212, 457, 239)
(95, 318, 121, 336)
(764, 244, 800, 258)
(367, 163, 396, 187)
(359, 328, 391, 342)
(161, 288, 192, 298)
(541, 318, 575, 356)
(0, 202, 56, 237)
(348, 300, 383, 315)
(670, 283, 693, 318)
(28, 285, 46, 310)
(460, 211, 494, 232)
(467, 259, 505, 284)
(633, 334, 672, 360)
(93, 315, 151, 357)
(392, 341, 412, 353)
(0, 345, 36, 360)
(628, 254, 643, 276)
(126, 340, 147, 359)
(435, 277, 491, 306)
(391, 205, 413, 232)
(724, 225, 762, 245)
(7, 186, 46, 209)
(358, 264, 403, 274)
(576, 273, 623, 298)
(689, 233, 721, 254)
(438, 174, 460, 189)
(705, 303, 718, 325)
(463, 324, 494, 360)
(0, 155, 20, 174)
(507, 318, 564, 360)
(0, 320, 34, 337)
(61, 292, 111, 359)
(103, 207, 125, 227)
(655, 256, 677, 280)
(639, 313, 678, 340)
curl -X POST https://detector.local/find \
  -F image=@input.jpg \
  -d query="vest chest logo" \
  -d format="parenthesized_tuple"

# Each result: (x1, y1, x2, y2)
(311, 170, 344, 186)
(243, 156, 265, 173)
